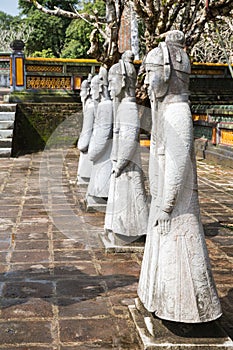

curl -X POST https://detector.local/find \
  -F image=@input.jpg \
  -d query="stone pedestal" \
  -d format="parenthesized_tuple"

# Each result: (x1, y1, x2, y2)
(76, 180, 89, 187)
(129, 303, 233, 350)
(85, 196, 107, 213)
(99, 231, 145, 253)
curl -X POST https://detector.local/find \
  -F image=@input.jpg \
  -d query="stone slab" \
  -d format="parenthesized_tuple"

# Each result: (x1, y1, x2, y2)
(0, 138, 12, 147)
(129, 304, 233, 350)
(85, 198, 107, 212)
(0, 111, 15, 120)
(86, 203, 107, 213)
(0, 147, 11, 157)
(76, 181, 89, 187)
(99, 233, 145, 253)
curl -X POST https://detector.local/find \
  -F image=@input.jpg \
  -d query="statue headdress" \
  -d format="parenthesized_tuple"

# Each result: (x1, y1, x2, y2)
(109, 50, 136, 90)
(165, 30, 191, 75)
(165, 30, 185, 48)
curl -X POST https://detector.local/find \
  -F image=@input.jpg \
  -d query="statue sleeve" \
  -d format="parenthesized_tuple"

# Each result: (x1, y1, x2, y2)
(88, 100, 113, 162)
(77, 103, 95, 152)
(115, 102, 140, 173)
(161, 106, 194, 213)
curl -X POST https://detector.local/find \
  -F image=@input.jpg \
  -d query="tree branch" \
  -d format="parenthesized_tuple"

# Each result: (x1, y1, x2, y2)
(25, 0, 98, 21)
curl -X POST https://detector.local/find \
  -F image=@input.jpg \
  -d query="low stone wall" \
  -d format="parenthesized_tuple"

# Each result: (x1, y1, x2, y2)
(12, 102, 82, 156)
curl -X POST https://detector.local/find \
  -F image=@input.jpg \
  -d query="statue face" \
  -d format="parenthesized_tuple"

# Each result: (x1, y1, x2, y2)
(144, 46, 170, 100)
(90, 81, 100, 100)
(98, 67, 108, 87)
(145, 65, 168, 100)
(80, 87, 89, 102)
(108, 74, 122, 99)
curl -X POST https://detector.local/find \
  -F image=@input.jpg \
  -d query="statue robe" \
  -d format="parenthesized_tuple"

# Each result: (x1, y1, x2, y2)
(77, 100, 94, 183)
(104, 99, 148, 237)
(87, 99, 113, 199)
(138, 100, 222, 323)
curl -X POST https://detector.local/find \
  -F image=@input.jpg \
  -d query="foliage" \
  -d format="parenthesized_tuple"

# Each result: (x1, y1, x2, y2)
(18, 0, 79, 57)
(20, 0, 69, 57)
(30, 48, 55, 57)
(0, 11, 16, 30)
(23, 0, 125, 66)
(25, 12, 70, 57)
(0, 11, 33, 52)
(17, 0, 106, 58)
(61, 0, 105, 58)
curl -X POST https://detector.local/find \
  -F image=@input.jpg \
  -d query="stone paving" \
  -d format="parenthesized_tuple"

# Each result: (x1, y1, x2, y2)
(0, 147, 232, 349)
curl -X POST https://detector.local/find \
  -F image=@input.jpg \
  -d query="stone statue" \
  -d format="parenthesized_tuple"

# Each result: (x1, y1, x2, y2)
(77, 78, 94, 185)
(104, 50, 148, 245)
(86, 69, 113, 207)
(137, 30, 222, 323)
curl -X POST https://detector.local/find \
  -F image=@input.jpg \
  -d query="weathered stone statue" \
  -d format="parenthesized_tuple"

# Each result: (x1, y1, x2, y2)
(104, 51, 148, 245)
(137, 30, 222, 323)
(86, 69, 113, 208)
(77, 78, 94, 185)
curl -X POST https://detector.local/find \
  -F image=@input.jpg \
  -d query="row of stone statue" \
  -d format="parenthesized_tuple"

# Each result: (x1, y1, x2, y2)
(77, 30, 222, 326)
(77, 50, 148, 246)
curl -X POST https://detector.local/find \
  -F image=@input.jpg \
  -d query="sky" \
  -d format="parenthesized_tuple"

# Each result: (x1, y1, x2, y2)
(0, 0, 20, 16)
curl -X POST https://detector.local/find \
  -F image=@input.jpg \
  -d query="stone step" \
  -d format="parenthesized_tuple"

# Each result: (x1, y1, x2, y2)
(0, 105, 16, 157)
(0, 112, 15, 121)
(0, 120, 14, 129)
(0, 138, 12, 147)
(0, 104, 17, 112)
(0, 148, 11, 157)
(0, 129, 13, 138)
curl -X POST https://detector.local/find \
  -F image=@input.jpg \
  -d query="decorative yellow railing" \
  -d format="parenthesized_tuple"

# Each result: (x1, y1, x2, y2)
(24, 57, 101, 90)
(10, 55, 101, 91)
(221, 129, 233, 146)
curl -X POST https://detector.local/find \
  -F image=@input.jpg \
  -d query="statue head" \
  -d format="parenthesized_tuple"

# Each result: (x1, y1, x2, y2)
(87, 73, 92, 83)
(144, 30, 190, 101)
(121, 50, 135, 63)
(80, 79, 90, 103)
(98, 66, 109, 98)
(165, 30, 191, 76)
(90, 74, 100, 101)
(144, 43, 170, 100)
(108, 56, 136, 99)
(165, 30, 185, 48)
(99, 67, 108, 87)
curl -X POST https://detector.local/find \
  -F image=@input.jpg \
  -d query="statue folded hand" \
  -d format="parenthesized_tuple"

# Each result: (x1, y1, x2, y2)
(156, 210, 171, 235)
